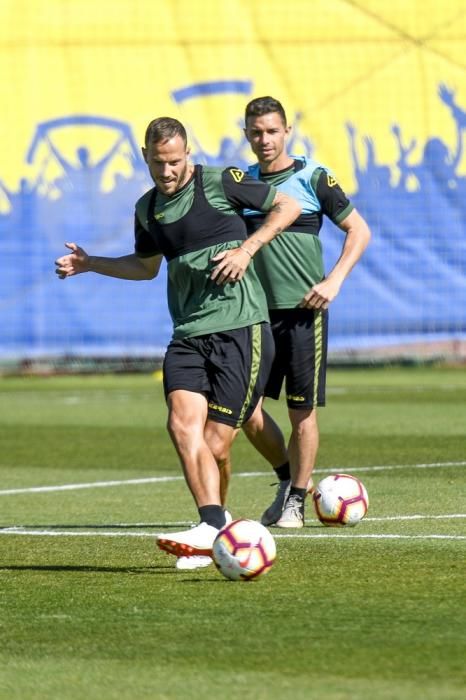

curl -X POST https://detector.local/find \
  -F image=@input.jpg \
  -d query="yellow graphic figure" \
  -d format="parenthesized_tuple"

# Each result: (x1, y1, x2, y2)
(229, 168, 245, 183)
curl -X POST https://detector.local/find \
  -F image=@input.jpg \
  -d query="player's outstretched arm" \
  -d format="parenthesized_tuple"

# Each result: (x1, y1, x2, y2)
(300, 209, 371, 310)
(55, 242, 162, 281)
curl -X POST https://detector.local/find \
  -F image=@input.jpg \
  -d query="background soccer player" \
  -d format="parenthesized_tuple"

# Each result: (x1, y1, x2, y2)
(240, 96, 371, 528)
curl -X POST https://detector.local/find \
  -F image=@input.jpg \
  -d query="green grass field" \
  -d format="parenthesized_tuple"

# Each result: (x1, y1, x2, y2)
(0, 367, 465, 700)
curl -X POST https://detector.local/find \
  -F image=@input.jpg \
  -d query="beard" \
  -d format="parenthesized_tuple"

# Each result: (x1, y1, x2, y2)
(156, 161, 191, 195)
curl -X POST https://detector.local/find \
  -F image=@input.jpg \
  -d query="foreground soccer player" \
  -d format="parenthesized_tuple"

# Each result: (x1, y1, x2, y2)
(55, 117, 301, 558)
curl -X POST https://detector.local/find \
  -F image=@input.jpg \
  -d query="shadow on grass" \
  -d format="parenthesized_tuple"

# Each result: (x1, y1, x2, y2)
(0, 522, 327, 536)
(0, 563, 179, 573)
(0, 564, 228, 583)
(0, 523, 190, 530)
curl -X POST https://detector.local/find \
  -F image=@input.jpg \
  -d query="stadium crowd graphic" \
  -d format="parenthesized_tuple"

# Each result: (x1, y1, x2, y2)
(1, 83, 465, 357)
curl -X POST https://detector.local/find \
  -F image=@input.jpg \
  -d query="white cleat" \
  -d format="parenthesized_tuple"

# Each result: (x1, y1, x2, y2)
(157, 522, 219, 557)
(275, 494, 305, 529)
(158, 511, 233, 559)
(175, 555, 213, 570)
(261, 479, 291, 526)
(171, 511, 233, 569)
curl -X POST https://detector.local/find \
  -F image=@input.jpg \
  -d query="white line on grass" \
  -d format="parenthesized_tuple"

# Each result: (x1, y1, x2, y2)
(0, 475, 185, 495)
(365, 513, 466, 521)
(0, 529, 464, 541)
(274, 533, 466, 541)
(5, 513, 462, 529)
(1, 460, 465, 496)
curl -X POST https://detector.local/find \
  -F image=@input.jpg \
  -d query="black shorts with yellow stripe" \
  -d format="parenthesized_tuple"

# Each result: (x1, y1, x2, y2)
(265, 308, 328, 410)
(163, 322, 275, 428)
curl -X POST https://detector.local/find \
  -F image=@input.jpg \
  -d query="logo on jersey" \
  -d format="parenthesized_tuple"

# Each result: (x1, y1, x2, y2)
(208, 402, 233, 415)
(286, 394, 306, 402)
(229, 167, 245, 183)
(327, 174, 338, 187)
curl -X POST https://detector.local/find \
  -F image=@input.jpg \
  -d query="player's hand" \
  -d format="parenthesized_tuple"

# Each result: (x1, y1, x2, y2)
(210, 247, 251, 285)
(55, 242, 90, 279)
(299, 278, 341, 310)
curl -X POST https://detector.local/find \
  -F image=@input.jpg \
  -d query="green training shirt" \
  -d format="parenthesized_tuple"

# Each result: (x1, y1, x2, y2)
(134, 165, 277, 338)
(244, 158, 353, 309)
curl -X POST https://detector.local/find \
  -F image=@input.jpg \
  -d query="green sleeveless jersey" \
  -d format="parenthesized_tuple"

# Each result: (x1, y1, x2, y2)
(244, 158, 353, 309)
(134, 165, 276, 339)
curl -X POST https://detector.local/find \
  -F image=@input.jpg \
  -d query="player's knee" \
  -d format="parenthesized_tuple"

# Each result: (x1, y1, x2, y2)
(167, 410, 195, 443)
(206, 433, 229, 467)
(289, 407, 317, 433)
(243, 404, 262, 437)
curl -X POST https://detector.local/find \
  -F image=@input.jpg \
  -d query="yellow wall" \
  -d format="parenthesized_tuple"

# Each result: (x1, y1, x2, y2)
(1, 0, 465, 192)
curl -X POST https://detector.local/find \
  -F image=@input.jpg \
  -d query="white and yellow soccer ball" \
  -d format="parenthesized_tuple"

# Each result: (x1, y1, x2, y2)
(313, 473, 369, 527)
(212, 519, 276, 581)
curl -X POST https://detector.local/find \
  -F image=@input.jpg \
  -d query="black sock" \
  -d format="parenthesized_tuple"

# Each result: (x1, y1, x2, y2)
(289, 486, 307, 500)
(274, 462, 290, 481)
(198, 505, 226, 529)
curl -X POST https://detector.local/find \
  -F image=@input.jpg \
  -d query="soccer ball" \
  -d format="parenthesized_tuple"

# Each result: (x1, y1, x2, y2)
(212, 519, 276, 581)
(313, 473, 369, 527)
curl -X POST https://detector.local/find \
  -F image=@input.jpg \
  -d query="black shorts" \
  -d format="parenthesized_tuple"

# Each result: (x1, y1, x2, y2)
(265, 308, 328, 410)
(163, 323, 275, 428)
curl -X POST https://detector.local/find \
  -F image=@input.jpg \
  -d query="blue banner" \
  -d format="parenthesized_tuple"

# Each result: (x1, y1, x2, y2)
(1, 2, 465, 358)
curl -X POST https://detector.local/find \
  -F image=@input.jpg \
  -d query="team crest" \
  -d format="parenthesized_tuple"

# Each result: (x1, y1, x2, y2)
(229, 167, 245, 183)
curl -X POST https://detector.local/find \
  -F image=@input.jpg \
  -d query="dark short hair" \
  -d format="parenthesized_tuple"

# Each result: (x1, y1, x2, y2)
(144, 117, 187, 148)
(244, 96, 287, 127)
